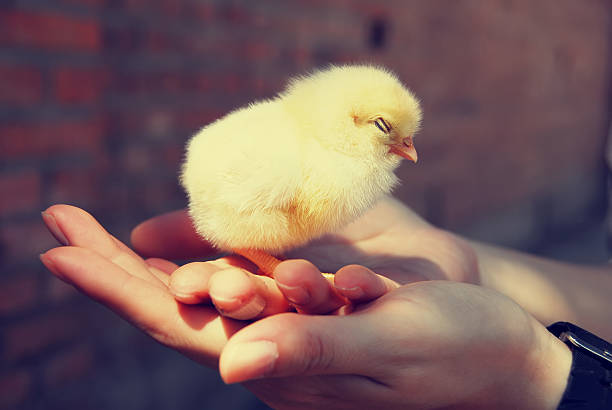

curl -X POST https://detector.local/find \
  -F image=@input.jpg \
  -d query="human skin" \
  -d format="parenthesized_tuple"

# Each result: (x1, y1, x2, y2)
(222, 280, 571, 410)
(131, 196, 480, 319)
(39, 199, 584, 409)
(130, 196, 612, 342)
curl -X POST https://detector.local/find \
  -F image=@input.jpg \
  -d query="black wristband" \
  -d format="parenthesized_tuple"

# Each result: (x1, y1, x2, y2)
(546, 322, 612, 409)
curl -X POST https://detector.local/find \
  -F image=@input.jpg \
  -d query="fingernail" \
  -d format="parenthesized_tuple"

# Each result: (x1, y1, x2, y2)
(41, 212, 69, 246)
(222, 340, 278, 383)
(335, 285, 365, 300)
(212, 293, 266, 320)
(171, 291, 200, 304)
(276, 283, 310, 305)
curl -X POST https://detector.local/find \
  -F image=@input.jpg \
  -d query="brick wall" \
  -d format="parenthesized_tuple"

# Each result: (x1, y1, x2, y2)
(1, 1, 611, 409)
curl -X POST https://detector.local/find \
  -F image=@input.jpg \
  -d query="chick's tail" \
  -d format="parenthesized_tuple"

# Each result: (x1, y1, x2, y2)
(232, 248, 282, 277)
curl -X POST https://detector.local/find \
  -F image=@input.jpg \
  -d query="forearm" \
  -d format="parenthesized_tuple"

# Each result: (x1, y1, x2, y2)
(473, 240, 612, 340)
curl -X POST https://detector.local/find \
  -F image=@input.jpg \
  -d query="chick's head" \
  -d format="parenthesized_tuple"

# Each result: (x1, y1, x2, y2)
(282, 65, 422, 166)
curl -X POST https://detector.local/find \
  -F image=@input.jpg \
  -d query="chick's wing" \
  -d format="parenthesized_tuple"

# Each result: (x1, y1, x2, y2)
(183, 100, 302, 215)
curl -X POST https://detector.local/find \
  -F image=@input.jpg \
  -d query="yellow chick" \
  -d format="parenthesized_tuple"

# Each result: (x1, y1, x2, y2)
(181, 65, 421, 276)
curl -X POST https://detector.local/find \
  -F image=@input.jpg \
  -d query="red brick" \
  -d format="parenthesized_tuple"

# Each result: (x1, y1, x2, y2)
(249, 74, 284, 97)
(3, 311, 84, 362)
(290, 47, 311, 66)
(46, 276, 79, 304)
(176, 32, 218, 54)
(244, 42, 276, 60)
(0, 170, 41, 215)
(186, 3, 215, 20)
(121, 0, 150, 12)
(160, 72, 182, 93)
(191, 74, 213, 92)
(43, 345, 94, 388)
(111, 108, 181, 137)
(60, 0, 105, 7)
(0, 274, 39, 315)
(0, 65, 43, 105)
(158, 0, 183, 17)
(53, 67, 110, 104)
(0, 10, 101, 51)
(119, 144, 155, 174)
(146, 30, 174, 52)
(141, 179, 182, 208)
(177, 108, 224, 131)
(102, 25, 143, 52)
(0, 118, 105, 159)
(0, 370, 31, 409)
(48, 169, 103, 210)
(113, 70, 215, 96)
(0, 220, 58, 262)
(217, 3, 251, 24)
(144, 109, 177, 137)
(218, 73, 242, 94)
(113, 71, 176, 96)
(161, 145, 183, 168)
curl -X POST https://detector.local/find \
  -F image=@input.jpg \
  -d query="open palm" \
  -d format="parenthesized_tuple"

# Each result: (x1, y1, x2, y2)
(40, 201, 567, 410)
(41, 205, 245, 367)
(132, 196, 480, 319)
(285, 196, 479, 285)
(42, 195, 479, 336)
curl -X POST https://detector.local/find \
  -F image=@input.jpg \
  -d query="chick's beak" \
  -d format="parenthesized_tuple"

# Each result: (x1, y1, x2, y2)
(389, 136, 418, 163)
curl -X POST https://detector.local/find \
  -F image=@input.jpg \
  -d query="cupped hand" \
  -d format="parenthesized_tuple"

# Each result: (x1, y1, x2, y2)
(131, 196, 480, 319)
(40, 205, 246, 367)
(221, 280, 572, 410)
(40, 206, 571, 409)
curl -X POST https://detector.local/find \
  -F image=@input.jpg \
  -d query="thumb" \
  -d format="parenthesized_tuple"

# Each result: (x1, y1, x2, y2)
(219, 312, 372, 384)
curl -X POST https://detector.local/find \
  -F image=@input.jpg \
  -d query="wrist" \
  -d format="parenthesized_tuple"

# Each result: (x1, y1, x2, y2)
(518, 318, 572, 409)
(467, 316, 571, 410)
(460, 312, 571, 409)
(476, 317, 572, 410)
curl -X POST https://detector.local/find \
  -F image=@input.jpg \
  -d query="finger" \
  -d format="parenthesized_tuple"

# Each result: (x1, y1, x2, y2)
(145, 265, 171, 287)
(273, 260, 347, 314)
(43, 205, 136, 259)
(145, 258, 179, 275)
(41, 247, 181, 337)
(219, 312, 374, 384)
(130, 209, 217, 259)
(40, 247, 242, 367)
(169, 262, 216, 304)
(208, 268, 291, 320)
(43, 205, 164, 288)
(168, 256, 260, 304)
(333, 265, 399, 303)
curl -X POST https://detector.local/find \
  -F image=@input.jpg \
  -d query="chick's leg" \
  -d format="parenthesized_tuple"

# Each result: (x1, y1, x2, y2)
(232, 248, 283, 278)
(233, 248, 334, 280)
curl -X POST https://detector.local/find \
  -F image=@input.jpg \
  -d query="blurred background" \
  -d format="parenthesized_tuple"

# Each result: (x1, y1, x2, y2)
(1, 0, 611, 409)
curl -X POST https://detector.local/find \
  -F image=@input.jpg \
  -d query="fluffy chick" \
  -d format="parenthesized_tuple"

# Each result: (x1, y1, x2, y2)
(181, 65, 421, 275)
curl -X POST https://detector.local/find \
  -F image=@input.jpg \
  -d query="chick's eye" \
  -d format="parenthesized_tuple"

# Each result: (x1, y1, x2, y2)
(374, 117, 392, 134)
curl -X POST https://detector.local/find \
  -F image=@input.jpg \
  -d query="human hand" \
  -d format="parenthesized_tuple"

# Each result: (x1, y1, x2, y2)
(220, 280, 572, 410)
(39, 205, 248, 367)
(39, 206, 571, 410)
(37, 203, 403, 366)
(131, 196, 480, 319)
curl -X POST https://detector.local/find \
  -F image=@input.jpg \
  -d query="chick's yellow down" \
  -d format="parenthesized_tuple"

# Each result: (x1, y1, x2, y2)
(181, 65, 421, 275)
